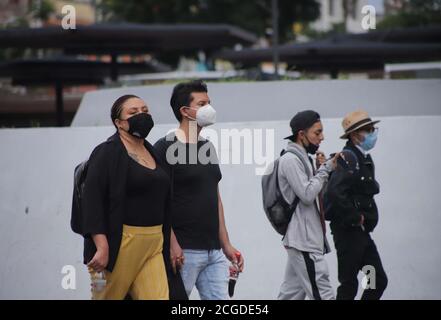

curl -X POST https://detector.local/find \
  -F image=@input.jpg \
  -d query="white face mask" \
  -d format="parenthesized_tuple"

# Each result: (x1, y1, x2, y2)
(187, 104, 217, 127)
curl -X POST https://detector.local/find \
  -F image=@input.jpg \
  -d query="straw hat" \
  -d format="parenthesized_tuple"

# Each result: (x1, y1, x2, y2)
(340, 110, 380, 139)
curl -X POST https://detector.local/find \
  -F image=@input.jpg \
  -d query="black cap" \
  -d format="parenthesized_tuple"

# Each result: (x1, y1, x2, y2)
(284, 110, 321, 141)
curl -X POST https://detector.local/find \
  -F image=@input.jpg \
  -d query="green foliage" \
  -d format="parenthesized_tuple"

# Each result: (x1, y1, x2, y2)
(29, 0, 55, 21)
(301, 22, 346, 40)
(378, 0, 441, 29)
(102, 0, 320, 41)
(0, 0, 55, 61)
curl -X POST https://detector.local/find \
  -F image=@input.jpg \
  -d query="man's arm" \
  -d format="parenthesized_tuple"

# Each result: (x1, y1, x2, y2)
(153, 137, 172, 175)
(218, 188, 244, 272)
(280, 154, 334, 205)
(154, 137, 184, 273)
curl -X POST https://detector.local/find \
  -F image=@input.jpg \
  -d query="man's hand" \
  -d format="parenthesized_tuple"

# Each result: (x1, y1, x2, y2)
(223, 245, 244, 272)
(331, 152, 341, 170)
(316, 151, 326, 168)
(318, 152, 341, 170)
(87, 246, 109, 273)
(360, 214, 365, 226)
(170, 230, 184, 274)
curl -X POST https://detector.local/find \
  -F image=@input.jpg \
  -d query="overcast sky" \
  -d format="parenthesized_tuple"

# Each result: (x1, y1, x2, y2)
(369, 0, 385, 14)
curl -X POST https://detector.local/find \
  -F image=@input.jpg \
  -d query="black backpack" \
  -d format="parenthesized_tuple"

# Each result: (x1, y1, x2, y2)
(261, 148, 310, 236)
(71, 160, 89, 235)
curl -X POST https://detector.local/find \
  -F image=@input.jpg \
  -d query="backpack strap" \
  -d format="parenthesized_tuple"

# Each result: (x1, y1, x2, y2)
(281, 148, 312, 179)
(340, 148, 360, 172)
(342, 148, 357, 160)
(278, 148, 312, 209)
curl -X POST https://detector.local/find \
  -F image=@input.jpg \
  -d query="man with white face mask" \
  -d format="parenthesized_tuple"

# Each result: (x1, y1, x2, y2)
(154, 80, 244, 300)
(324, 110, 388, 300)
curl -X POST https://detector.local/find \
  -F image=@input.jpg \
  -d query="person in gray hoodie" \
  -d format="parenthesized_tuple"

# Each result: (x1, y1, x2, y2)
(277, 110, 339, 300)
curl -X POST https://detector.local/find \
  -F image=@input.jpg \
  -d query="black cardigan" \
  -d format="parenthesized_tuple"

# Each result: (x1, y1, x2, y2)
(77, 132, 172, 272)
(324, 140, 380, 232)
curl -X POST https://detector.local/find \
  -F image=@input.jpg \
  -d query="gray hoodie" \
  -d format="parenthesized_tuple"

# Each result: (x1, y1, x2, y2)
(278, 141, 333, 254)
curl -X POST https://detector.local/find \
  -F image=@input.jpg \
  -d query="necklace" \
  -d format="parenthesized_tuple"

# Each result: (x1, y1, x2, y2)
(128, 152, 155, 169)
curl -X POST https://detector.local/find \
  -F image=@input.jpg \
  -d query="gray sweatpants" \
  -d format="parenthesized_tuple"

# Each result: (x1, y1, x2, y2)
(278, 247, 335, 300)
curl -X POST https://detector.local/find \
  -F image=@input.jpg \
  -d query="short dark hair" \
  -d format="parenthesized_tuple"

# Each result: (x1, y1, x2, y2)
(170, 80, 208, 122)
(110, 94, 140, 129)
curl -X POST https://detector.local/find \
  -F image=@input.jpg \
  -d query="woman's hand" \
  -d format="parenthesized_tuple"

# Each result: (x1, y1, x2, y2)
(170, 229, 184, 274)
(88, 234, 109, 273)
(87, 247, 109, 273)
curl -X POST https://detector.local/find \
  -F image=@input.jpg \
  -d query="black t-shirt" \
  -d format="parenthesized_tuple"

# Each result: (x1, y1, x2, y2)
(124, 156, 170, 227)
(154, 133, 222, 250)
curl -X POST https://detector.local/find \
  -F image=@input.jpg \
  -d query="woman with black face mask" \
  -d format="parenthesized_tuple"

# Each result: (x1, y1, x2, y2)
(78, 94, 171, 300)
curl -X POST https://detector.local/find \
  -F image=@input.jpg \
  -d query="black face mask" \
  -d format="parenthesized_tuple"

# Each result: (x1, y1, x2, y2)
(123, 113, 154, 139)
(302, 137, 319, 155)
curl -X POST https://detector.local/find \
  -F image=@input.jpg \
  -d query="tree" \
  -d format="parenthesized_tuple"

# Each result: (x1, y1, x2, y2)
(101, 0, 321, 42)
(0, 0, 55, 62)
(378, 0, 441, 29)
(30, 0, 55, 21)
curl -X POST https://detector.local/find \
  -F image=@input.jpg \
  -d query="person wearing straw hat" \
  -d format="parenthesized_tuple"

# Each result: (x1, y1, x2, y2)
(324, 110, 388, 300)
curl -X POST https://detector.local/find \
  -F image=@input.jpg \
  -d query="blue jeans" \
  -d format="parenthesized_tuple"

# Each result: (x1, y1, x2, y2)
(180, 249, 229, 300)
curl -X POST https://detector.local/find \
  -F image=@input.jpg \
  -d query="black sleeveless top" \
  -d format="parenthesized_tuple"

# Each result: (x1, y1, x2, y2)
(124, 157, 170, 227)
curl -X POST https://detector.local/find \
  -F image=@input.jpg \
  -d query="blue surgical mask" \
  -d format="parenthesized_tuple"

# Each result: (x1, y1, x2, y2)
(359, 130, 378, 151)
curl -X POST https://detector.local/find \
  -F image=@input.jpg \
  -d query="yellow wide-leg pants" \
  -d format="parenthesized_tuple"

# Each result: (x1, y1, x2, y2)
(89, 224, 169, 300)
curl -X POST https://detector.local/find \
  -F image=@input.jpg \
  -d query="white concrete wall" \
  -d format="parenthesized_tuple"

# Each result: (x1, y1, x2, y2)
(1, 115, 441, 299)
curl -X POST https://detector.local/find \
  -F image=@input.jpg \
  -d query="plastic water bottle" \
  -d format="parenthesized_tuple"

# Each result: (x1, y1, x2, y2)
(91, 271, 107, 293)
(228, 251, 241, 298)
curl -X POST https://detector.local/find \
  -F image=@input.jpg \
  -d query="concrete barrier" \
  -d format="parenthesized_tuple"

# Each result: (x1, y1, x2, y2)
(72, 79, 441, 127)
(1, 115, 440, 299)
